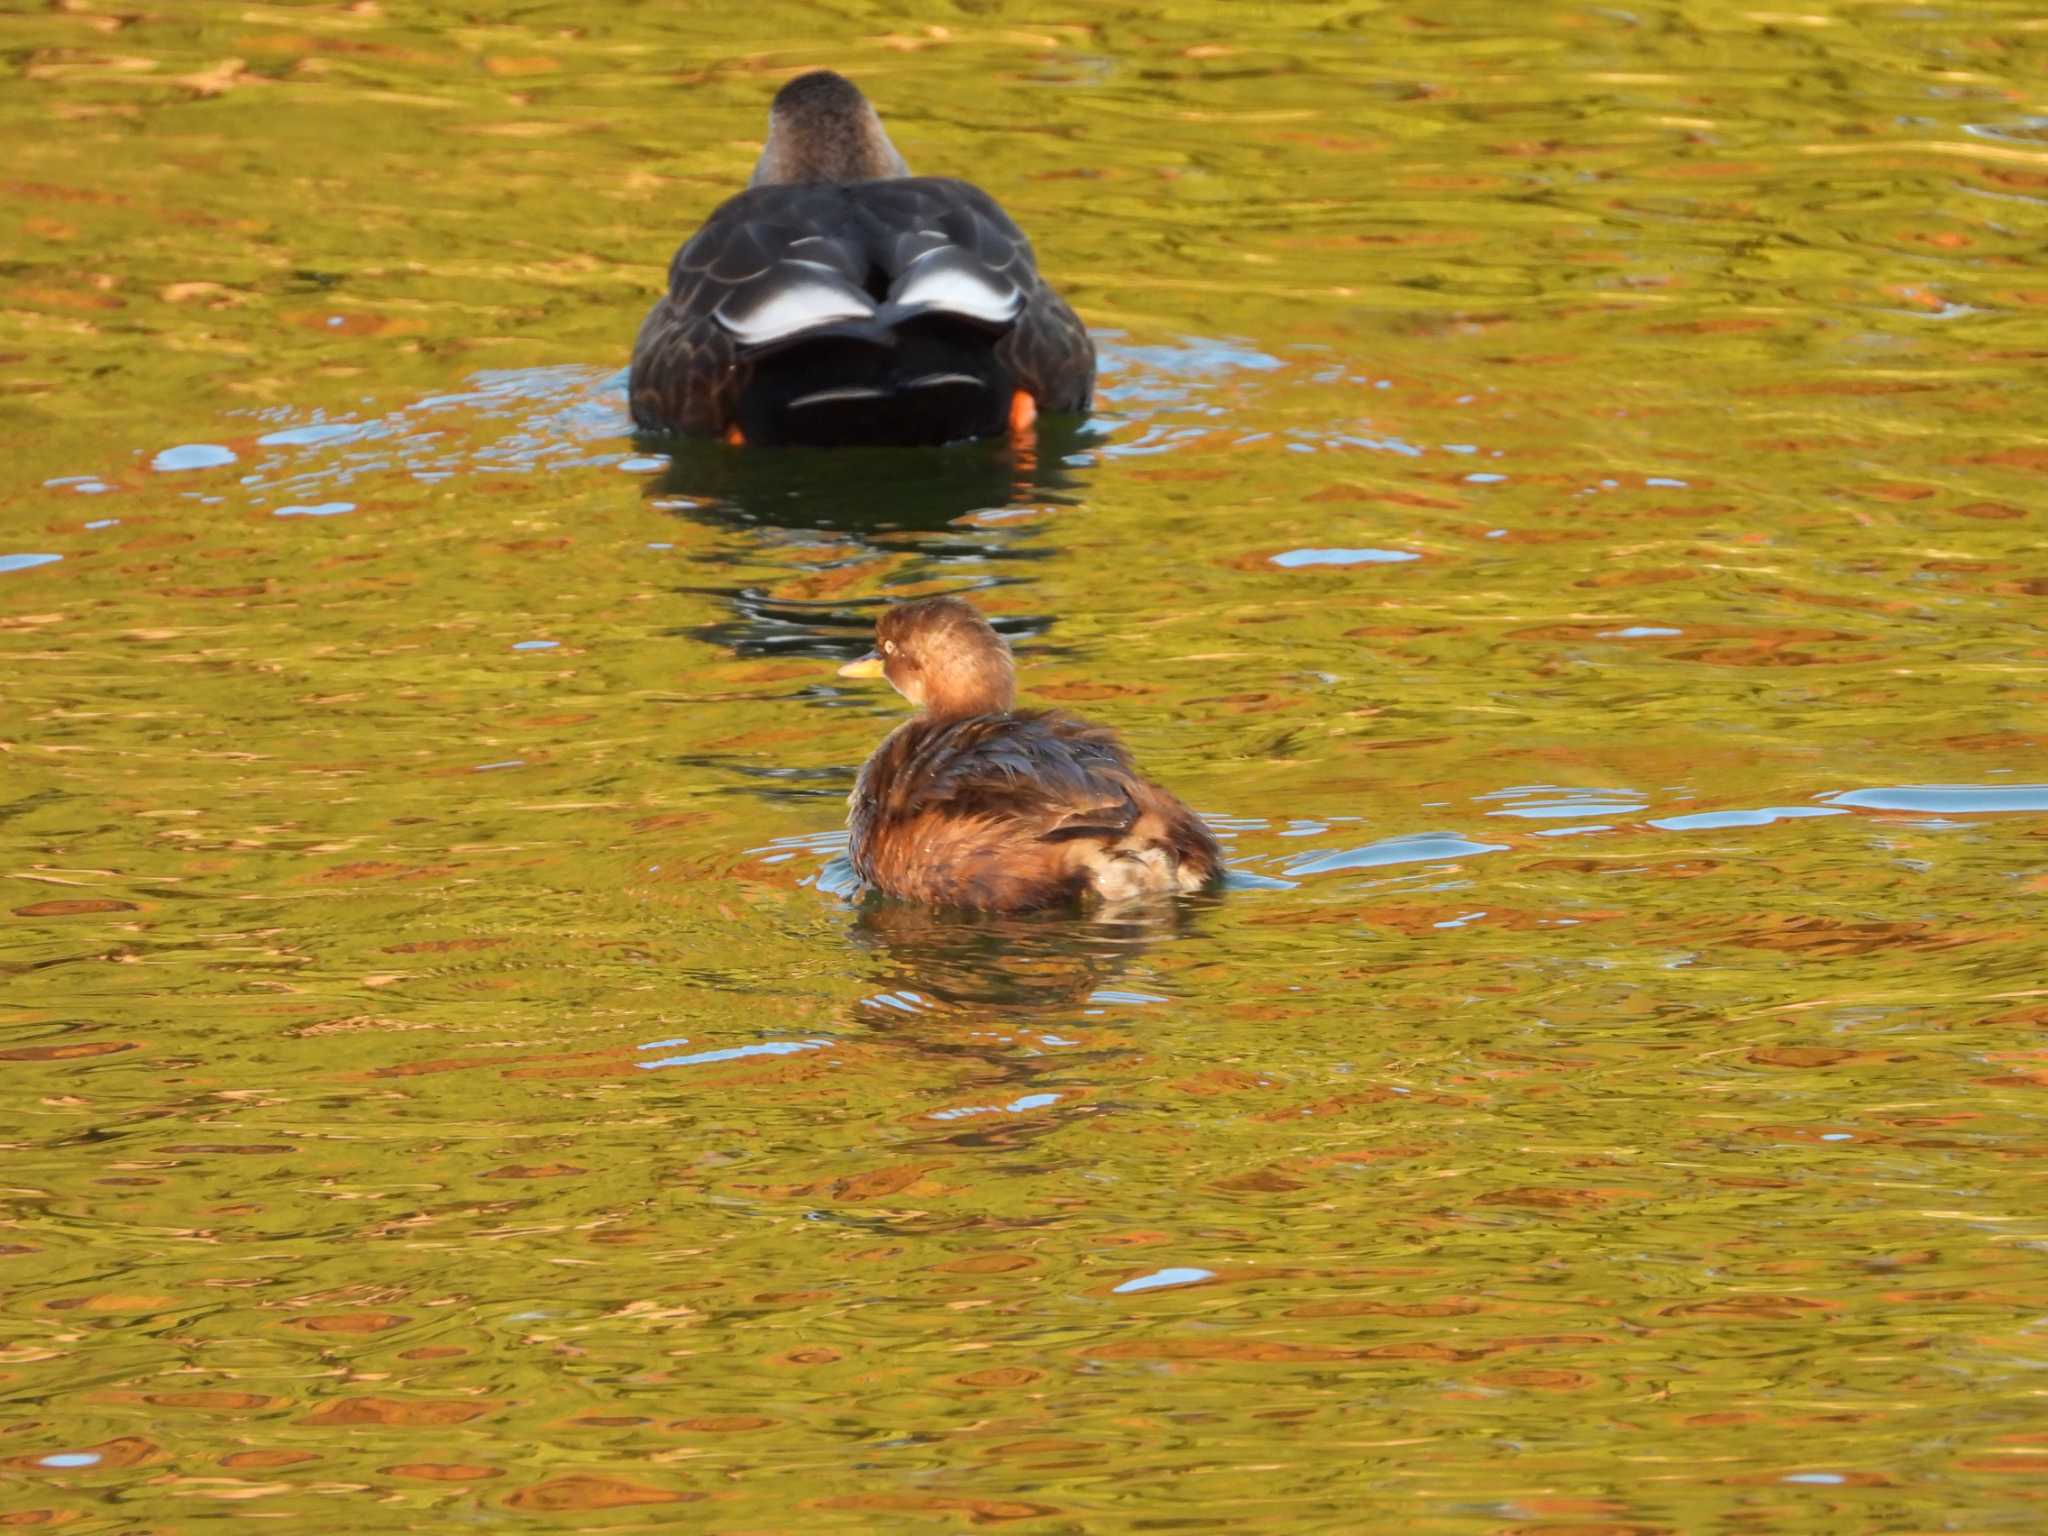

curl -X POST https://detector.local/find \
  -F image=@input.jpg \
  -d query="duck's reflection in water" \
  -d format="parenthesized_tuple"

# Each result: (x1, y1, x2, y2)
(639, 420, 1099, 660)
(640, 416, 1094, 536)
(841, 894, 1214, 1153)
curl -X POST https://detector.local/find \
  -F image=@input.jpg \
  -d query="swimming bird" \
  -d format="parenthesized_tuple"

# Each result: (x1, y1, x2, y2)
(836, 597, 1221, 912)
(628, 70, 1094, 448)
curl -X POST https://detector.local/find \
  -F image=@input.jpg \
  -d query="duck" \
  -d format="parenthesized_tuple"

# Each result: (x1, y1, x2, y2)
(628, 70, 1095, 448)
(835, 596, 1222, 912)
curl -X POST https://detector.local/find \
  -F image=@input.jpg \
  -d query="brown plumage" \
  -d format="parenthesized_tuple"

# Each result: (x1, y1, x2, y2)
(628, 71, 1094, 447)
(837, 597, 1222, 912)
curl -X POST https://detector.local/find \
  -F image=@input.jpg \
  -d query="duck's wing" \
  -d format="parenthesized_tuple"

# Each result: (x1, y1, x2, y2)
(881, 179, 1095, 414)
(628, 186, 863, 435)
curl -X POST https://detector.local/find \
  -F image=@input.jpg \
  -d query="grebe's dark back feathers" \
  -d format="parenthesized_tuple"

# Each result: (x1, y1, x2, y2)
(857, 711, 1129, 821)
(846, 710, 1220, 912)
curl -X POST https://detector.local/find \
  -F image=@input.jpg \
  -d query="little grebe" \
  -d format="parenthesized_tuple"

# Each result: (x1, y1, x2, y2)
(628, 71, 1094, 448)
(837, 597, 1222, 912)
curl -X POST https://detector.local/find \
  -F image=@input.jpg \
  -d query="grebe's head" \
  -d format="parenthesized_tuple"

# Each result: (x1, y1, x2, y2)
(838, 595, 1016, 718)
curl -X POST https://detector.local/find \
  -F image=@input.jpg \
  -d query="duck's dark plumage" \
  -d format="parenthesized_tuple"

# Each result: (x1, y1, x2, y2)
(838, 597, 1220, 913)
(629, 72, 1094, 447)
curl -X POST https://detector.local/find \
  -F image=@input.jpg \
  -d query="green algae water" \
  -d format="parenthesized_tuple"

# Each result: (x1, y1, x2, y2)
(4, 1, 2047, 1529)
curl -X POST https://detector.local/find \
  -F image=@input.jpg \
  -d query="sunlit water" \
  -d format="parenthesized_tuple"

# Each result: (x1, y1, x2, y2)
(4, 2, 2047, 1530)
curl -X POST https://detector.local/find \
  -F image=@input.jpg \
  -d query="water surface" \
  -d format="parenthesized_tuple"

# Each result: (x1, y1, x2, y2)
(4, 1, 2047, 1530)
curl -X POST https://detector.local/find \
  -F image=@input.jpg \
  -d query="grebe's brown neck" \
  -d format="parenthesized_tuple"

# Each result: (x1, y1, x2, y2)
(916, 651, 1015, 720)
(751, 70, 910, 188)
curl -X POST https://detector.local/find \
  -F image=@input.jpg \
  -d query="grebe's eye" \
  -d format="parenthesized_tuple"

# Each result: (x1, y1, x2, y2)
(883, 640, 896, 655)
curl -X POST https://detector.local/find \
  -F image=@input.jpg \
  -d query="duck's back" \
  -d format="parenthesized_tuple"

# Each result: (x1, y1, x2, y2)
(630, 178, 1093, 446)
(847, 711, 1220, 912)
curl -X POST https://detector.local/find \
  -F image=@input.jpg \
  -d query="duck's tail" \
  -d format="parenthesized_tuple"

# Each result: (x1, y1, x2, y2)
(713, 247, 1026, 447)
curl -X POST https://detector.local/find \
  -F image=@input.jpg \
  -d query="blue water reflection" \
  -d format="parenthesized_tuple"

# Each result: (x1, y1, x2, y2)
(1650, 805, 1845, 832)
(1478, 785, 1648, 820)
(1114, 1267, 1215, 1295)
(1271, 547, 1420, 568)
(1822, 784, 2048, 814)
(1282, 832, 1508, 877)
(637, 1038, 835, 1071)
(152, 443, 237, 471)
(930, 1093, 1060, 1121)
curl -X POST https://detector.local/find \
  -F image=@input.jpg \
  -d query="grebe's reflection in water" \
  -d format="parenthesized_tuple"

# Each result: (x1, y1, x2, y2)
(840, 894, 1216, 1153)
(844, 888, 1213, 1019)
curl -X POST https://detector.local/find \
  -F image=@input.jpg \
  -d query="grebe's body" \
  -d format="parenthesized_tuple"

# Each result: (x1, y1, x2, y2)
(837, 598, 1220, 912)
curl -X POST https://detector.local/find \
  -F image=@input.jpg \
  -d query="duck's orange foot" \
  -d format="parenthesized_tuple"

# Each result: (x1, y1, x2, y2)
(1007, 391, 1040, 472)
(723, 422, 746, 446)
